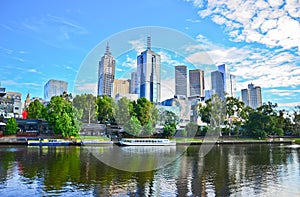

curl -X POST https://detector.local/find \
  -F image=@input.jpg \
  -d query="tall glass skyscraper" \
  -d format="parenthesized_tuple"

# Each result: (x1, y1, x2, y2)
(175, 65, 187, 97)
(137, 37, 161, 103)
(189, 69, 205, 97)
(211, 64, 236, 99)
(98, 43, 115, 97)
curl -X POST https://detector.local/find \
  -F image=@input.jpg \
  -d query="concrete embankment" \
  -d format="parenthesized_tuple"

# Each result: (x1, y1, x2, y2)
(176, 140, 295, 146)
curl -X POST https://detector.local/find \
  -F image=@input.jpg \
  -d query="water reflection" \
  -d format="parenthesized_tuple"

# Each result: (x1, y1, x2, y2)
(0, 144, 299, 196)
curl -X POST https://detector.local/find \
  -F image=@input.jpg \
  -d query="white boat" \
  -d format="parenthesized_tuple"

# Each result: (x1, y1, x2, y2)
(119, 138, 176, 146)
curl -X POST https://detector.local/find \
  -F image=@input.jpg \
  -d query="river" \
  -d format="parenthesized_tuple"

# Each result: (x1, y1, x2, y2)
(0, 144, 299, 196)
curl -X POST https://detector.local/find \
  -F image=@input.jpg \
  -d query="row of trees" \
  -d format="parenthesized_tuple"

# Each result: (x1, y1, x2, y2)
(22, 91, 300, 139)
(24, 92, 82, 137)
(73, 95, 180, 137)
(198, 95, 300, 138)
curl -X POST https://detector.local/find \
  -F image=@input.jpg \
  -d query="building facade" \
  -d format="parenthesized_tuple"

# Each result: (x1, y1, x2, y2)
(137, 37, 161, 103)
(44, 79, 68, 101)
(241, 83, 262, 109)
(189, 69, 205, 98)
(175, 65, 187, 97)
(113, 79, 130, 98)
(98, 43, 116, 97)
(130, 71, 138, 94)
(211, 70, 224, 99)
(211, 64, 236, 99)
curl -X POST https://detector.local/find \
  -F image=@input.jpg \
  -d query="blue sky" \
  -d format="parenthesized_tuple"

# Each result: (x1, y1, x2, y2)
(1, 0, 300, 110)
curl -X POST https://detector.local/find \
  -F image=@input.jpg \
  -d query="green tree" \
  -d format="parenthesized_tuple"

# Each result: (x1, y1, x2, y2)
(96, 96, 115, 124)
(27, 99, 45, 119)
(5, 117, 18, 135)
(185, 122, 198, 137)
(123, 116, 142, 136)
(158, 109, 179, 126)
(73, 94, 97, 124)
(198, 100, 212, 124)
(114, 97, 132, 126)
(142, 120, 155, 136)
(45, 95, 82, 137)
(134, 98, 158, 126)
(162, 124, 176, 138)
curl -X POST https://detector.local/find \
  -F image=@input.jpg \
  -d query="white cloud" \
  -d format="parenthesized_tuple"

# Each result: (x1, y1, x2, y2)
(187, 0, 300, 52)
(185, 34, 300, 91)
(157, 51, 181, 66)
(121, 55, 137, 68)
(27, 69, 38, 73)
(161, 78, 175, 101)
(265, 89, 300, 97)
(186, 18, 201, 23)
(128, 39, 145, 54)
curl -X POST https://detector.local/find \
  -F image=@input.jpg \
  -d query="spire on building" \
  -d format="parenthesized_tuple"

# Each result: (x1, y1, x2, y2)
(147, 36, 151, 50)
(105, 42, 111, 55)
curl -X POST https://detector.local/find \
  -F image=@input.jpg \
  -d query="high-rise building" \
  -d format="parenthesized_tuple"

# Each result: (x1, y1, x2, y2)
(130, 72, 138, 94)
(98, 43, 115, 97)
(229, 74, 237, 97)
(44, 79, 68, 101)
(113, 79, 130, 98)
(175, 65, 187, 97)
(211, 64, 236, 99)
(241, 83, 262, 109)
(211, 71, 224, 99)
(137, 37, 161, 103)
(189, 69, 205, 97)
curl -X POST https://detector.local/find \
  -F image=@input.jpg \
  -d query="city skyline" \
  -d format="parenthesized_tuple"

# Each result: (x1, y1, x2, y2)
(1, 0, 300, 109)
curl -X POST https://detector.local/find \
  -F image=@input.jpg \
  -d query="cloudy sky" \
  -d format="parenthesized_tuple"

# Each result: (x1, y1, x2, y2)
(1, 0, 300, 109)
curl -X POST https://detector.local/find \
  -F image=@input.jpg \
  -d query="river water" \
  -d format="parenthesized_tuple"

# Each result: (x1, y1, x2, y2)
(0, 144, 299, 196)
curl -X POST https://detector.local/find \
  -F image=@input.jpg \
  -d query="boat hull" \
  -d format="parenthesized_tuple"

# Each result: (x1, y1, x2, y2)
(28, 139, 70, 146)
(118, 138, 176, 146)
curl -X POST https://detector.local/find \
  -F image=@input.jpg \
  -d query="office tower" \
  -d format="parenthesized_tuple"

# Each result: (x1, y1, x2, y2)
(98, 43, 115, 97)
(130, 72, 138, 94)
(211, 64, 236, 99)
(175, 65, 187, 97)
(44, 79, 68, 101)
(113, 79, 130, 98)
(211, 71, 224, 99)
(229, 74, 237, 97)
(137, 37, 161, 103)
(241, 83, 262, 109)
(189, 69, 205, 97)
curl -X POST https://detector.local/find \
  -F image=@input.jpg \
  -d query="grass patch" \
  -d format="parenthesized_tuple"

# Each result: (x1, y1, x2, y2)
(78, 136, 111, 141)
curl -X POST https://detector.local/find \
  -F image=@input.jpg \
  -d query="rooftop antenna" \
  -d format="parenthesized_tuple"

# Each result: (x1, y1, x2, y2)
(147, 36, 151, 50)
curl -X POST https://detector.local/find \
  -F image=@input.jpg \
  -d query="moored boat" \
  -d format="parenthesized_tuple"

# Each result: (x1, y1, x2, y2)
(118, 138, 176, 146)
(28, 139, 71, 146)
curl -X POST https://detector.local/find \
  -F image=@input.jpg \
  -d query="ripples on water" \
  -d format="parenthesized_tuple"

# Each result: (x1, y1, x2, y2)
(0, 144, 299, 196)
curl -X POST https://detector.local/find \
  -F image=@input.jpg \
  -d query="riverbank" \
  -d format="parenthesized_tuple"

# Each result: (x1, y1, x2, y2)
(0, 136, 298, 146)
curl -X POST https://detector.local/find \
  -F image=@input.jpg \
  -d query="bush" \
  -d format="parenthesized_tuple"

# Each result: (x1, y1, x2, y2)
(5, 117, 18, 135)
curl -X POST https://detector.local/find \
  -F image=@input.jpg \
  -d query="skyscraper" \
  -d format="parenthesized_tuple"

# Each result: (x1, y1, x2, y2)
(241, 83, 262, 109)
(98, 43, 115, 97)
(211, 70, 224, 99)
(130, 71, 138, 94)
(137, 37, 161, 103)
(189, 69, 205, 97)
(175, 65, 187, 97)
(44, 79, 68, 101)
(211, 64, 236, 99)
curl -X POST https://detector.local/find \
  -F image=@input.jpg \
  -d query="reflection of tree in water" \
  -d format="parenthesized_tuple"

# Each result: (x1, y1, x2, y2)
(0, 145, 298, 196)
